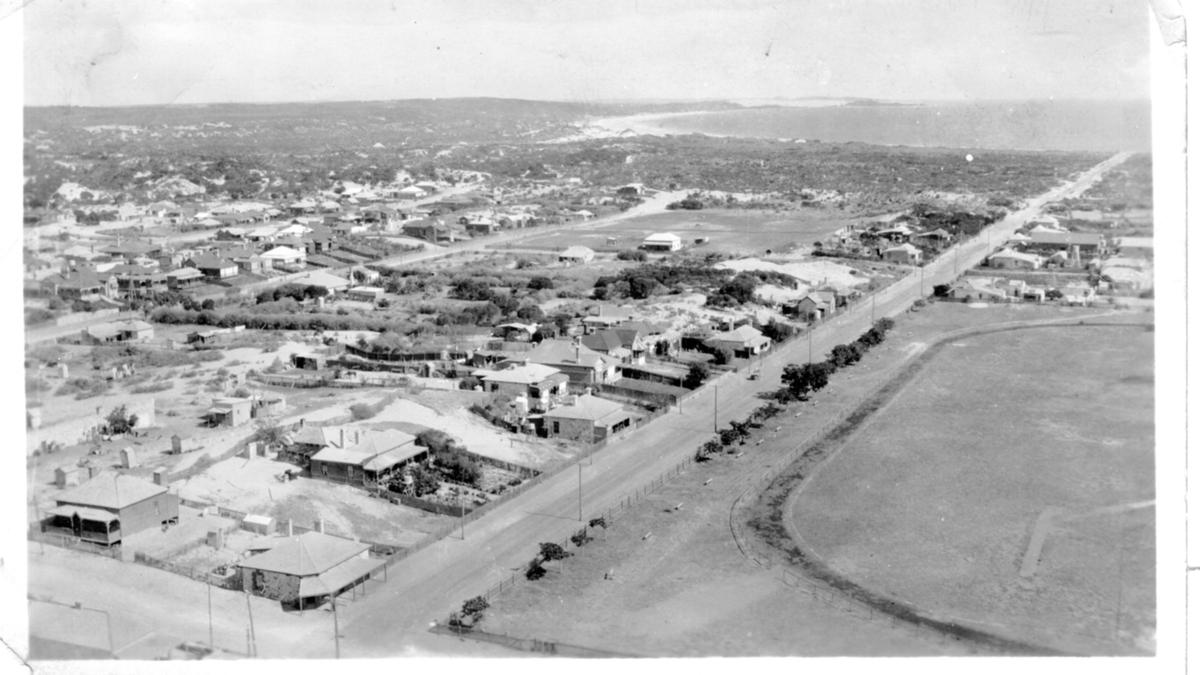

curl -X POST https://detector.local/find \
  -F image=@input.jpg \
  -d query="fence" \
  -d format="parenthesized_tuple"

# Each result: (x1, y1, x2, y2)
(28, 529, 123, 560)
(132, 551, 242, 590)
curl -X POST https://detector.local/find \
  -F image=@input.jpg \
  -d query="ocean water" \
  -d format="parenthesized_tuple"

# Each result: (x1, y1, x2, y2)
(645, 100, 1150, 153)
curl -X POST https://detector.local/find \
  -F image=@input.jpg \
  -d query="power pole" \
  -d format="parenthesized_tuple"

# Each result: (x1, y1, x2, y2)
(244, 592, 256, 657)
(712, 384, 718, 432)
(207, 583, 214, 650)
(870, 293, 876, 323)
(577, 463, 583, 521)
(808, 329, 813, 364)
(459, 491, 465, 540)
(332, 593, 341, 659)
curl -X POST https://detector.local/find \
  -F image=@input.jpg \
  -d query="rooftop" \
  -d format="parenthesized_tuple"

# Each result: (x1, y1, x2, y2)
(237, 531, 369, 577)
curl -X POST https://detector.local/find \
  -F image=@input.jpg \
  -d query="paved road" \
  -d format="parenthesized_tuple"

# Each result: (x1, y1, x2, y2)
(284, 152, 1131, 658)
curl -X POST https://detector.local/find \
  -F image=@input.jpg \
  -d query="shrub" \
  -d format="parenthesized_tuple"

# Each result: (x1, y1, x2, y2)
(683, 362, 709, 389)
(616, 249, 648, 262)
(538, 542, 572, 561)
(525, 560, 547, 580)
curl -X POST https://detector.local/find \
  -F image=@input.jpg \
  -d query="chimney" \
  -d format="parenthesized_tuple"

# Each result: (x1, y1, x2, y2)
(575, 345, 580, 363)
(339, 428, 345, 448)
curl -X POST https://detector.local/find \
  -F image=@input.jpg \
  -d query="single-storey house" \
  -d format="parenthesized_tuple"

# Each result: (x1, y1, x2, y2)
(81, 319, 155, 345)
(581, 330, 633, 362)
(479, 362, 570, 412)
(520, 339, 621, 386)
(346, 286, 385, 303)
(188, 253, 239, 280)
(238, 531, 384, 609)
(882, 243, 923, 265)
(947, 277, 1008, 302)
(705, 325, 772, 358)
(791, 291, 838, 322)
(166, 267, 206, 290)
(987, 249, 1043, 270)
(261, 245, 307, 267)
(542, 394, 633, 443)
(291, 270, 352, 296)
(1115, 236, 1153, 259)
(1027, 231, 1108, 255)
(492, 322, 539, 343)
(309, 429, 422, 488)
(642, 232, 682, 252)
(43, 473, 179, 546)
(42, 270, 119, 302)
(559, 246, 596, 264)
(206, 397, 252, 427)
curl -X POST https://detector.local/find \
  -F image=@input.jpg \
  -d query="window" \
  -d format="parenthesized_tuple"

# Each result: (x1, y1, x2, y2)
(552, 421, 560, 435)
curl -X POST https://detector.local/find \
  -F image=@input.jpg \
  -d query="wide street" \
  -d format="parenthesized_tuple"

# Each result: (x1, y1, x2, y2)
(23, 152, 1130, 660)
(288, 152, 1132, 657)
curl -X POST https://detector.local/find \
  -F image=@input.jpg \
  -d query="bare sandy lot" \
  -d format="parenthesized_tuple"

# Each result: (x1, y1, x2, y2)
(788, 320, 1154, 655)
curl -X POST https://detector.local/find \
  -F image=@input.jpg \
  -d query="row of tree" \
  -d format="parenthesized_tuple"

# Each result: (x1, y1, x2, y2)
(778, 317, 896, 402)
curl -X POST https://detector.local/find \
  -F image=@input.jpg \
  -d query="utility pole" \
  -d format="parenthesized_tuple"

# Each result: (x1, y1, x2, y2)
(919, 265, 924, 297)
(459, 491, 465, 540)
(577, 463, 583, 521)
(244, 592, 256, 657)
(332, 593, 341, 659)
(712, 384, 719, 432)
(808, 329, 813, 364)
(207, 583, 214, 650)
(870, 293, 876, 323)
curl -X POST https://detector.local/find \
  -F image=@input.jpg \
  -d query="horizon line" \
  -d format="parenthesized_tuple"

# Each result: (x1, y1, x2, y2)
(22, 95, 1153, 111)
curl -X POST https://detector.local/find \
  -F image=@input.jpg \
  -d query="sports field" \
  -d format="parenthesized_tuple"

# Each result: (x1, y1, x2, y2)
(788, 321, 1155, 655)
(499, 208, 863, 257)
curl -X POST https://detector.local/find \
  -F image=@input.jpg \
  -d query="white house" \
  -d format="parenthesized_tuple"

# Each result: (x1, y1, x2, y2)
(987, 249, 1043, 270)
(882, 243, 922, 265)
(642, 232, 682, 252)
(261, 245, 307, 267)
(559, 246, 595, 264)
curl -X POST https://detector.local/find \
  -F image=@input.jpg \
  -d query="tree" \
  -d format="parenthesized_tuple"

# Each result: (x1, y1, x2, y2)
(829, 343, 863, 368)
(683, 362, 709, 389)
(711, 347, 733, 366)
(628, 276, 658, 299)
(252, 419, 287, 448)
(781, 362, 833, 400)
(105, 405, 138, 435)
(527, 276, 555, 291)
(402, 464, 440, 497)
(461, 596, 490, 617)
(525, 560, 547, 580)
(538, 542, 571, 562)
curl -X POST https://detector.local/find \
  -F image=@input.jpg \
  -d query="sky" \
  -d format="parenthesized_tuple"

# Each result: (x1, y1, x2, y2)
(23, 0, 1151, 106)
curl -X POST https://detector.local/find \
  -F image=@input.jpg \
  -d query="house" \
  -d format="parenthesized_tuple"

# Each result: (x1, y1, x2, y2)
(401, 219, 457, 243)
(946, 277, 1008, 302)
(280, 425, 355, 466)
(346, 286, 385, 303)
(166, 267, 206, 290)
(1115, 236, 1153, 259)
(42, 473, 179, 546)
(791, 291, 838, 322)
(462, 216, 499, 236)
(41, 270, 118, 302)
(309, 429, 423, 488)
(290, 269, 352, 296)
(348, 265, 381, 285)
(987, 249, 1043, 270)
(205, 397, 252, 427)
(874, 224, 914, 242)
(911, 228, 952, 248)
(230, 250, 269, 275)
(559, 246, 595, 264)
(616, 183, 646, 198)
(492, 322, 539, 343)
(238, 531, 384, 609)
(572, 210, 595, 220)
(542, 394, 633, 443)
(397, 185, 427, 199)
(188, 253, 239, 280)
(581, 330, 633, 362)
(479, 362, 570, 412)
(520, 339, 621, 386)
(882, 243, 923, 265)
(82, 319, 155, 344)
(260, 245, 307, 267)
(1059, 283, 1096, 306)
(705, 325, 772, 358)
(109, 264, 168, 298)
(641, 232, 682, 252)
(611, 320, 670, 362)
(1027, 231, 1108, 255)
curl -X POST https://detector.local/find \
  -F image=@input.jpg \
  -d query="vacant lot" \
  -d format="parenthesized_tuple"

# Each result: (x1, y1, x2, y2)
(788, 321, 1154, 655)
(500, 208, 861, 257)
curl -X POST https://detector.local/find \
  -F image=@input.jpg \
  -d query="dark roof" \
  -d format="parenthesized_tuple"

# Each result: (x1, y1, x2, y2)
(581, 330, 625, 353)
